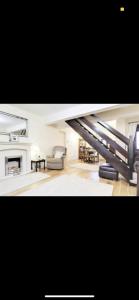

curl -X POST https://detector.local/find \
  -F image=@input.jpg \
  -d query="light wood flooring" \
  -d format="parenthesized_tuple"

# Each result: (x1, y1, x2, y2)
(7, 160, 136, 196)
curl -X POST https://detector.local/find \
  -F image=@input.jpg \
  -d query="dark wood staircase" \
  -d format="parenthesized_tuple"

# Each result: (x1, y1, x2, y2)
(66, 114, 135, 182)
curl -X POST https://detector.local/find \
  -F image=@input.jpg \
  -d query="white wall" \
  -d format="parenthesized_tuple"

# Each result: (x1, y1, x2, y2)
(125, 116, 139, 137)
(98, 105, 139, 127)
(98, 105, 139, 143)
(64, 127, 79, 161)
(0, 104, 65, 160)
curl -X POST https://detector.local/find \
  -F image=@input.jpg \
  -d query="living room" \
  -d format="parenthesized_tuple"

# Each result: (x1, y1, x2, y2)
(0, 103, 138, 196)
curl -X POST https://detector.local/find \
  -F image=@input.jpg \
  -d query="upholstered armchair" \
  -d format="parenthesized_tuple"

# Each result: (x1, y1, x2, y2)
(46, 146, 67, 170)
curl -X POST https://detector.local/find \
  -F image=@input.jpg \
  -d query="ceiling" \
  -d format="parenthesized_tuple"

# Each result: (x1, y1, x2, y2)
(10, 104, 137, 126)
(11, 104, 80, 117)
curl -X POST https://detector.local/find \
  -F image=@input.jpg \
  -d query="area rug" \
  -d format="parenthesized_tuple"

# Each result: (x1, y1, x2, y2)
(19, 174, 113, 196)
(69, 163, 99, 172)
(0, 172, 50, 196)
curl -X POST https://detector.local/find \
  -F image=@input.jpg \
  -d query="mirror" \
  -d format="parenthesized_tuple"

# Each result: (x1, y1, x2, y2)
(0, 111, 28, 137)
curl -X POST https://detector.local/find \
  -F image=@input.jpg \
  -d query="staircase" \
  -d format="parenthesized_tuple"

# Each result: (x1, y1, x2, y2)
(66, 114, 135, 182)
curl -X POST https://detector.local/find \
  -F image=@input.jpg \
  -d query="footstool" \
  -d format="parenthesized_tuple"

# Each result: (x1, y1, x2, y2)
(99, 163, 119, 181)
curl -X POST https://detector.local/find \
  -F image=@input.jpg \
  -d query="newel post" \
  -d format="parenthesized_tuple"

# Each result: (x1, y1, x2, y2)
(128, 135, 134, 180)
(134, 160, 139, 196)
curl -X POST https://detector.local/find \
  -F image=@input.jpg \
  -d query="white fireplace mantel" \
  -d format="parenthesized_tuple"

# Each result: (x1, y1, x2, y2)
(0, 142, 32, 146)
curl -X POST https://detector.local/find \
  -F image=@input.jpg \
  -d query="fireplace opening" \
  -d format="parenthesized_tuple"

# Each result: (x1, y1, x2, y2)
(5, 156, 22, 176)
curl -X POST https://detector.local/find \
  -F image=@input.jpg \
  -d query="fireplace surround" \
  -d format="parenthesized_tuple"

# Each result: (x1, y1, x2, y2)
(0, 142, 31, 179)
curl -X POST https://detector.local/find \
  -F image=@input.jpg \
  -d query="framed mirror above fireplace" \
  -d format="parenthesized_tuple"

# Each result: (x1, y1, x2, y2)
(0, 111, 28, 137)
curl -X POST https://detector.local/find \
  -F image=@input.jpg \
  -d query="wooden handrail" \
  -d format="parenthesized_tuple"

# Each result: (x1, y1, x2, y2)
(91, 114, 130, 145)
(133, 126, 139, 195)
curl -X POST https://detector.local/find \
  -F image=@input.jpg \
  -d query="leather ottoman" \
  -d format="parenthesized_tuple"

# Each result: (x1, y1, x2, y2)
(99, 163, 119, 181)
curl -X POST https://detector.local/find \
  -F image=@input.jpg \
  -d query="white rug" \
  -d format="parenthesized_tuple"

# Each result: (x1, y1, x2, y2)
(69, 163, 99, 172)
(19, 174, 113, 196)
(0, 172, 50, 196)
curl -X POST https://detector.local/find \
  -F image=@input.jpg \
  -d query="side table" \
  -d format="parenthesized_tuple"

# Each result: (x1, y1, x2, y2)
(31, 159, 46, 172)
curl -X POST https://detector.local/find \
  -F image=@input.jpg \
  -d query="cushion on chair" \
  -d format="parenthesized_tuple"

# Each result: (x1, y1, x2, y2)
(47, 157, 62, 163)
(54, 151, 64, 158)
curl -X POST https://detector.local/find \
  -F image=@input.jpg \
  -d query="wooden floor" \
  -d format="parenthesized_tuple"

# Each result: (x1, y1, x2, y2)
(7, 160, 136, 196)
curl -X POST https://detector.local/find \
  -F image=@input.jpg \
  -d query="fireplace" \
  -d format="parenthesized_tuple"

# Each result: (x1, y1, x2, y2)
(5, 156, 23, 176)
(0, 145, 31, 178)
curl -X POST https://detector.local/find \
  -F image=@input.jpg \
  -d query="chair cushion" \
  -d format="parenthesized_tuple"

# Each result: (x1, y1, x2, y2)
(55, 151, 64, 158)
(47, 158, 62, 163)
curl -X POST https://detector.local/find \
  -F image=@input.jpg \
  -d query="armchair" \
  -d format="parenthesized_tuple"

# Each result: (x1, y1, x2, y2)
(46, 146, 67, 170)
